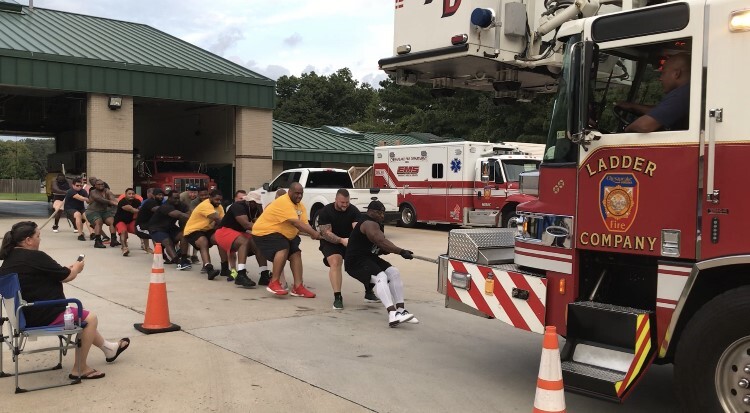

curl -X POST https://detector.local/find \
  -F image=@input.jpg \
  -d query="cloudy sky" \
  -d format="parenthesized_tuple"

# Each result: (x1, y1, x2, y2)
(31, 0, 395, 86)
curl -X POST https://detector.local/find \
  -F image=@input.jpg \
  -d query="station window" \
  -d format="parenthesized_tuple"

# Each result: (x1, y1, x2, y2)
(431, 163, 444, 179)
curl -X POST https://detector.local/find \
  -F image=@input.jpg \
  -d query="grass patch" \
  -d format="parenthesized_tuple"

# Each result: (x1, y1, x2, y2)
(0, 193, 48, 202)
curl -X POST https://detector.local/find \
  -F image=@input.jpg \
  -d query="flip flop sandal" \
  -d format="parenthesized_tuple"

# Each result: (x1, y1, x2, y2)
(69, 369, 105, 380)
(122, 247, 129, 257)
(106, 338, 130, 363)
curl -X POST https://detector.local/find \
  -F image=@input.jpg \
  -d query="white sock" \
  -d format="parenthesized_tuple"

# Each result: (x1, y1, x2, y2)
(370, 272, 394, 309)
(238, 264, 246, 271)
(385, 267, 405, 305)
(99, 340, 118, 358)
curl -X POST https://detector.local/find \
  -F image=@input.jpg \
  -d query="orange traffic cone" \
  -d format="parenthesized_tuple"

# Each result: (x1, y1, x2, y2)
(533, 326, 566, 413)
(134, 243, 181, 334)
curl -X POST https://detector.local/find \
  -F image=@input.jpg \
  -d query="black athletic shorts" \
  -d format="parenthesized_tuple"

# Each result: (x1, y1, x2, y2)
(185, 229, 216, 249)
(320, 241, 346, 267)
(345, 256, 391, 285)
(65, 209, 86, 222)
(253, 233, 301, 261)
(134, 224, 151, 240)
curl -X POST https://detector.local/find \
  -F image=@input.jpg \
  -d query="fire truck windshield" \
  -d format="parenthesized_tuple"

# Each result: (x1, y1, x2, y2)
(154, 161, 198, 173)
(503, 160, 541, 182)
(543, 35, 580, 164)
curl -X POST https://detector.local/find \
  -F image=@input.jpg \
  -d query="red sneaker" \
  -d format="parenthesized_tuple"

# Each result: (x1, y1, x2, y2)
(266, 280, 288, 295)
(290, 284, 316, 298)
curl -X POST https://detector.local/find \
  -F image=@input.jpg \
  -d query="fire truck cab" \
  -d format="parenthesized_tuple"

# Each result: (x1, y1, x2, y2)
(381, 0, 750, 411)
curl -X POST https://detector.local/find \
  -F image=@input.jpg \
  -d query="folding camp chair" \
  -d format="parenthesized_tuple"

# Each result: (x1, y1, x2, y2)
(0, 273, 85, 393)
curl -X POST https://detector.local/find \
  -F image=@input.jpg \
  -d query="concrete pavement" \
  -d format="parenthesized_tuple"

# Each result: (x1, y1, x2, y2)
(0, 202, 677, 412)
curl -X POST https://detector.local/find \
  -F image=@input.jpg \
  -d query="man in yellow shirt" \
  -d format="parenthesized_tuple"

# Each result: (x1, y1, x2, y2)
(252, 182, 320, 297)
(183, 189, 228, 280)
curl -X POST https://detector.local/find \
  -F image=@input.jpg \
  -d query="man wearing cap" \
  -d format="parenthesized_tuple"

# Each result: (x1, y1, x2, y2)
(180, 185, 199, 209)
(251, 182, 320, 297)
(214, 191, 265, 288)
(317, 188, 376, 310)
(345, 200, 418, 327)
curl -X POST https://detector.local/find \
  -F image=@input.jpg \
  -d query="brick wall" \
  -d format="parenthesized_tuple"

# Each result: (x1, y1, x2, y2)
(236, 107, 272, 190)
(86, 94, 133, 193)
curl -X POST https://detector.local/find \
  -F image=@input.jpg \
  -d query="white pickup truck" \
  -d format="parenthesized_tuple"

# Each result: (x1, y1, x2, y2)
(259, 168, 399, 229)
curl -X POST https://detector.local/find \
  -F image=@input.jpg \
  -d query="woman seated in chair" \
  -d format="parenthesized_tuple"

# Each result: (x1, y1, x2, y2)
(0, 221, 129, 380)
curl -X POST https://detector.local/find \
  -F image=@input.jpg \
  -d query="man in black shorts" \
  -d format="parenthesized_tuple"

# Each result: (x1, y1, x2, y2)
(318, 188, 373, 310)
(51, 173, 71, 232)
(64, 178, 89, 241)
(134, 189, 164, 254)
(147, 191, 189, 266)
(345, 201, 417, 327)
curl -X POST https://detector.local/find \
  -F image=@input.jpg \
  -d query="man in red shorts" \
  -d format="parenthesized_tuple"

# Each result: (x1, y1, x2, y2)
(113, 188, 141, 256)
(214, 193, 259, 288)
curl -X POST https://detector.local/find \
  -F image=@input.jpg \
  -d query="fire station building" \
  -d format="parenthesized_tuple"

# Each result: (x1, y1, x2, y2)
(0, 2, 274, 194)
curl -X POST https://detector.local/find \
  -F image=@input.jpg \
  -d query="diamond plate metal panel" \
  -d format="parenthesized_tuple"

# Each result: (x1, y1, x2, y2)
(448, 228, 516, 262)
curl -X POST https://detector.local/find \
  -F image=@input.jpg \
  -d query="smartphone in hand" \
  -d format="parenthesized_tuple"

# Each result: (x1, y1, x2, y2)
(77, 254, 85, 262)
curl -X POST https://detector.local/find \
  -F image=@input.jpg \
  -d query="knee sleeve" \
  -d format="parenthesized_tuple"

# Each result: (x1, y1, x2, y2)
(384, 267, 405, 305)
(370, 272, 393, 308)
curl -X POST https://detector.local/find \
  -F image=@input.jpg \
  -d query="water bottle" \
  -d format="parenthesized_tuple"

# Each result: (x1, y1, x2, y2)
(63, 306, 74, 330)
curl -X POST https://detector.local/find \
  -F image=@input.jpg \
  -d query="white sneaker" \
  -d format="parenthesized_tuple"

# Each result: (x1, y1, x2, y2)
(398, 309, 419, 324)
(388, 310, 414, 327)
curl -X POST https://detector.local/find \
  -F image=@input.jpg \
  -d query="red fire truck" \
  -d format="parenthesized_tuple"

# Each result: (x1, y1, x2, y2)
(134, 155, 216, 197)
(380, 0, 750, 411)
(373, 141, 541, 227)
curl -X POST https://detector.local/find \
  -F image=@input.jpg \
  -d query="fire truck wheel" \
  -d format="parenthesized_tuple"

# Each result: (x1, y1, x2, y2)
(502, 212, 519, 229)
(673, 285, 750, 413)
(398, 204, 417, 228)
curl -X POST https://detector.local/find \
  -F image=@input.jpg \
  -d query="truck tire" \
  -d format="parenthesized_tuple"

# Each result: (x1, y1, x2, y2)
(310, 205, 322, 230)
(502, 212, 519, 229)
(674, 285, 750, 413)
(398, 204, 417, 228)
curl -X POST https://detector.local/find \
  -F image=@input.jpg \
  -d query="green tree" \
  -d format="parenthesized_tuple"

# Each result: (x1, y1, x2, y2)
(275, 68, 378, 128)
(0, 140, 37, 179)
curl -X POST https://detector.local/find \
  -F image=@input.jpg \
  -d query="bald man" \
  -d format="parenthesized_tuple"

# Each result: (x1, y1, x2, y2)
(616, 53, 691, 133)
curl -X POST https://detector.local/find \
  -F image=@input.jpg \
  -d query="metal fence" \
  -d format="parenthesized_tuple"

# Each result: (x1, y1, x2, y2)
(0, 179, 41, 194)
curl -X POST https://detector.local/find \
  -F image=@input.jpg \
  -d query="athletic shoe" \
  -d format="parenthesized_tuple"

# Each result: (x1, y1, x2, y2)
(200, 265, 207, 274)
(101, 234, 110, 242)
(52, 225, 59, 233)
(176, 260, 192, 271)
(266, 280, 288, 295)
(332, 296, 343, 310)
(205, 264, 220, 280)
(110, 239, 121, 248)
(77, 234, 86, 241)
(234, 270, 256, 288)
(220, 268, 231, 279)
(388, 310, 414, 327)
(364, 291, 381, 303)
(290, 284, 316, 298)
(190, 255, 200, 264)
(73, 229, 78, 233)
(398, 309, 419, 324)
(226, 269, 238, 281)
(258, 270, 271, 286)
(93, 238, 106, 249)
(89, 234, 96, 241)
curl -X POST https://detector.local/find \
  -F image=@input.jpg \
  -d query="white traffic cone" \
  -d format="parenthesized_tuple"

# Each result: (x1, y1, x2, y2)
(533, 326, 566, 413)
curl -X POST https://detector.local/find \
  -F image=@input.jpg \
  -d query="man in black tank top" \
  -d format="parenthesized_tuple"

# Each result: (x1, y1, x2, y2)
(345, 201, 418, 327)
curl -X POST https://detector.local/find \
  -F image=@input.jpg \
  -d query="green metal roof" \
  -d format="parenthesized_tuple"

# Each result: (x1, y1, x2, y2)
(361, 132, 427, 146)
(273, 121, 374, 164)
(0, 5, 274, 108)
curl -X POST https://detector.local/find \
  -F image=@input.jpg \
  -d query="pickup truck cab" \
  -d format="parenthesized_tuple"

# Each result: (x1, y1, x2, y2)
(259, 168, 399, 229)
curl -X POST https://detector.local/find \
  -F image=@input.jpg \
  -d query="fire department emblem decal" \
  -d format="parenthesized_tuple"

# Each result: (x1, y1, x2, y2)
(450, 158, 461, 173)
(599, 173, 639, 233)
